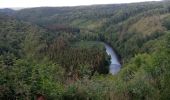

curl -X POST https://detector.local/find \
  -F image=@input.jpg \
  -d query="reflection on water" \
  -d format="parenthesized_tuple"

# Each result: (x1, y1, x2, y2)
(104, 43, 121, 75)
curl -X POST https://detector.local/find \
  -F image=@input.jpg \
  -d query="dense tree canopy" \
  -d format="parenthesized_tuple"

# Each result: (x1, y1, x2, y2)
(0, 0, 170, 99)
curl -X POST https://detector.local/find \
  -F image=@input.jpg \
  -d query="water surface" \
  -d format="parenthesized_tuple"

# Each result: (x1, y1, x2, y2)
(104, 43, 121, 75)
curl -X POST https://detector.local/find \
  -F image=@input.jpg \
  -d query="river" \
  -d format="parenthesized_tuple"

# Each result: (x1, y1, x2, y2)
(104, 43, 121, 75)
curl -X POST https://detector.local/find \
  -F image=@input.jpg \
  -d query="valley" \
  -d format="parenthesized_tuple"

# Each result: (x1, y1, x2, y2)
(0, 0, 170, 100)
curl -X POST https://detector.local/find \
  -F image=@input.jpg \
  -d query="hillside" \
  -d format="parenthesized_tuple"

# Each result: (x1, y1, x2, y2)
(13, 1, 170, 60)
(0, 0, 170, 100)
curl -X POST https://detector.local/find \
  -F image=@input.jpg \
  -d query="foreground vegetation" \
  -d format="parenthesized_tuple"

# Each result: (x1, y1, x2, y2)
(0, 0, 170, 100)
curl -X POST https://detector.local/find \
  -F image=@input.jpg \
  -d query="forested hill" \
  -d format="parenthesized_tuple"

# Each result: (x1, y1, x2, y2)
(0, 0, 170, 100)
(14, 1, 165, 30)
(0, 8, 15, 15)
(12, 0, 170, 60)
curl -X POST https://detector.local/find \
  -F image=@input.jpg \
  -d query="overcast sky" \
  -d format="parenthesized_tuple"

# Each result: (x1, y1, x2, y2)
(0, 0, 162, 8)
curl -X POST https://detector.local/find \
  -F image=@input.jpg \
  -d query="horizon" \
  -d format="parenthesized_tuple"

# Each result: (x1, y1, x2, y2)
(0, 0, 162, 10)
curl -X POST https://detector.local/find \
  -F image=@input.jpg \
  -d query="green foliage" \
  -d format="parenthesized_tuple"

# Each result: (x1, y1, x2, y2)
(0, 58, 65, 99)
(1, 1, 170, 99)
(163, 15, 170, 30)
(49, 40, 109, 76)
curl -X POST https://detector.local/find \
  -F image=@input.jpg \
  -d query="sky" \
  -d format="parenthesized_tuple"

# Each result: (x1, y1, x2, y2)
(0, 0, 162, 8)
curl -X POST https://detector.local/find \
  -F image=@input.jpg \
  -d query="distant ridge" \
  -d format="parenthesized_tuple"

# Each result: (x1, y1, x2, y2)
(0, 8, 15, 15)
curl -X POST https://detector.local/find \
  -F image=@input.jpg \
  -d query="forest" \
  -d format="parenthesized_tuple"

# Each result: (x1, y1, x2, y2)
(0, 0, 170, 100)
